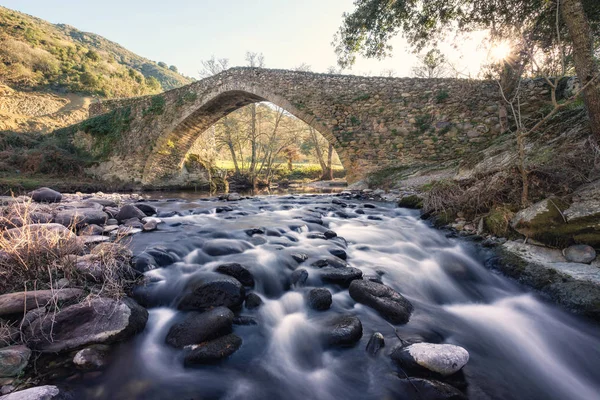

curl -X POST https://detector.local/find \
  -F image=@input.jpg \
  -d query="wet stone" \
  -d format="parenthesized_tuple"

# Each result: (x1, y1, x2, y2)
(115, 204, 146, 222)
(233, 316, 258, 326)
(320, 267, 363, 286)
(323, 315, 363, 347)
(307, 288, 332, 311)
(323, 230, 337, 239)
(178, 274, 245, 311)
(365, 332, 385, 356)
(73, 345, 110, 370)
(202, 239, 251, 256)
(134, 203, 158, 216)
(166, 307, 234, 348)
(215, 263, 255, 287)
(184, 334, 242, 365)
(291, 269, 309, 286)
(328, 248, 347, 260)
(30, 187, 62, 203)
(245, 293, 263, 309)
(349, 280, 413, 324)
(291, 253, 308, 263)
(0, 345, 31, 377)
(394, 377, 467, 400)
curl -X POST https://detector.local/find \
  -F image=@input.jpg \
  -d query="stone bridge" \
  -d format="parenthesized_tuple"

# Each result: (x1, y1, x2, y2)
(70, 67, 550, 187)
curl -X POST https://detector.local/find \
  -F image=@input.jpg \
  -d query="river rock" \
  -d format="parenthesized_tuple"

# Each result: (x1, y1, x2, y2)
(0, 385, 72, 400)
(307, 288, 332, 311)
(349, 280, 413, 324)
(320, 266, 363, 286)
(143, 220, 158, 232)
(54, 209, 108, 229)
(291, 269, 309, 286)
(563, 244, 596, 264)
(79, 224, 104, 236)
(86, 198, 117, 207)
(322, 315, 362, 346)
(394, 378, 466, 400)
(72, 345, 110, 370)
(166, 307, 233, 348)
(0, 346, 31, 377)
(291, 253, 308, 263)
(391, 343, 470, 377)
(25, 297, 148, 353)
(328, 248, 347, 260)
(30, 188, 62, 203)
(177, 273, 245, 311)
(366, 332, 385, 356)
(183, 333, 242, 365)
(202, 239, 251, 256)
(227, 193, 241, 201)
(245, 293, 263, 309)
(134, 203, 158, 216)
(114, 205, 146, 222)
(215, 263, 255, 287)
(0, 288, 83, 317)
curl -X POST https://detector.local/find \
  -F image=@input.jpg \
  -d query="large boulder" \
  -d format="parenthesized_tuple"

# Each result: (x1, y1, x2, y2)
(114, 205, 146, 222)
(0, 345, 31, 377)
(510, 198, 571, 247)
(322, 315, 363, 347)
(349, 280, 413, 324)
(30, 188, 62, 204)
(390, 343, 470, 377)
(0, 289, 84, 317)
(165, 307, 233, 348)
(183, 333, 242, 365)
(25, 297, 148, 353)
(133, 203, 158, 217)
(177, 273, 245, 311)
(54, 209, 108, 229)
(0, 385, 72, 400)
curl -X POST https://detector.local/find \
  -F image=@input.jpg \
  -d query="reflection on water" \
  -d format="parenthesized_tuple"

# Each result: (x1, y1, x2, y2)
(71, 194, 600, 400)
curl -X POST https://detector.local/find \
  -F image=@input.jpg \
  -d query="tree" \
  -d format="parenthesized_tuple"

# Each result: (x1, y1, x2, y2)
(158, 61, 168, 68)
(85, 49, 100, 62)
(411, 49, 448, 78)
(244, 51, 265, 184)
(198, 56, 229, 78)
(295, 63, 312, 72)
(334, 0, 600, 138)
(169, 65, 178, 73)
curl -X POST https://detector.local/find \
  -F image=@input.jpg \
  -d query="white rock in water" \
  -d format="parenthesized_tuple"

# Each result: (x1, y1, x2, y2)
(405, 343, 469, 376)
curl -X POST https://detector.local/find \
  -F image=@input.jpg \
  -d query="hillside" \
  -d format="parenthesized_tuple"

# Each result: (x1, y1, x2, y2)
(0, 6, 193, 98)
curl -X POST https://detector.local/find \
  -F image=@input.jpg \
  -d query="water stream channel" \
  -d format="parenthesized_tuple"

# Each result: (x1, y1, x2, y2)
(70, 193, 600, 400)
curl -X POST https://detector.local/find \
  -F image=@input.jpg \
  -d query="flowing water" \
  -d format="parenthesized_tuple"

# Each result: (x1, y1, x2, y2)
(71, 194, 600, 400)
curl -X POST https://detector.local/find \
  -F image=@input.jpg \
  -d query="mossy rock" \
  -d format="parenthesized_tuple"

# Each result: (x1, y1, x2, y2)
(484, 206, 515, 237)
(397, 195, 423, 209)
(511, 197, 573, 247)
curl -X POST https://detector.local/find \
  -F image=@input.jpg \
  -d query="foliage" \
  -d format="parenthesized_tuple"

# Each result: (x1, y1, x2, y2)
(143, 95, 166, 116)
(435, 89, 450, 103)
(412, 49, 448, 78)
(414, 113, 433, 133)
(0, 6, 192, 96)
(334, 0, 599, 68)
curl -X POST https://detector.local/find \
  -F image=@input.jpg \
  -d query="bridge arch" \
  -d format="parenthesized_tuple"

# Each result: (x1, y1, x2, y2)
(141, 81, 347, 185)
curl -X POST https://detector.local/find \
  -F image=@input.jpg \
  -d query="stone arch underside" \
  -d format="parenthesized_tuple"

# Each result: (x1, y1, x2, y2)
(141, 86, 348, 186)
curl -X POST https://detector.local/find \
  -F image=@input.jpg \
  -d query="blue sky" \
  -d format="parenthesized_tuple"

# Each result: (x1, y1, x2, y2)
(1, 0, 491, 78)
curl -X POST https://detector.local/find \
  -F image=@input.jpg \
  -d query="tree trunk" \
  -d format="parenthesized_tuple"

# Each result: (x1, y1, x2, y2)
(326, 143, 333, 180)
(227, 142, 240, 174)
(249, 103, 257, 175)
(561, 0, 600, 140)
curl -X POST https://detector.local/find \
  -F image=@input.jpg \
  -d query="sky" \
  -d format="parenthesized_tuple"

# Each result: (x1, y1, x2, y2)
(1, 0, 495, 79)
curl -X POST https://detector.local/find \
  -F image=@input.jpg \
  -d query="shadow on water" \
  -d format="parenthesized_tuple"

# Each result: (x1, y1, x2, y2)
(67, 194, 600, 400)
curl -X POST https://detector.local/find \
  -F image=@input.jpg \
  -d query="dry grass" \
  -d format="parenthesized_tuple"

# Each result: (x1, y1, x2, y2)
(0, 199, 138, 298)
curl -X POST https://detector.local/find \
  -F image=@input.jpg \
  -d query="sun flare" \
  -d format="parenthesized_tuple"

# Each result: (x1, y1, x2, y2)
(490, 41, 512, 62)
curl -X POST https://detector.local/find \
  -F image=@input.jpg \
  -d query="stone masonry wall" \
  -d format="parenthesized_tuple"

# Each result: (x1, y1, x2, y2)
(80, 67, 561, 186)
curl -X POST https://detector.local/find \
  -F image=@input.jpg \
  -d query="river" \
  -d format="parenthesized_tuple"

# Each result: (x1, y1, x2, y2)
(69, 193, 600, 400)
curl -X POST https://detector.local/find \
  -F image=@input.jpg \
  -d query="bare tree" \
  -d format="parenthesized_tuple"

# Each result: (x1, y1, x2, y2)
(380, 68, 396, 77)
(294, 63, 312, 72)
(198, 56, 229, 78)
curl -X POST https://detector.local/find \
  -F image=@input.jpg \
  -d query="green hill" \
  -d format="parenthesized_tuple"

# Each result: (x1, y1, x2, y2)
(0, 6, 193, 98)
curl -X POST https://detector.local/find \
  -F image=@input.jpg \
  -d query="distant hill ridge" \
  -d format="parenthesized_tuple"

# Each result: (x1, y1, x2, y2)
(0, 6, 193, 98)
